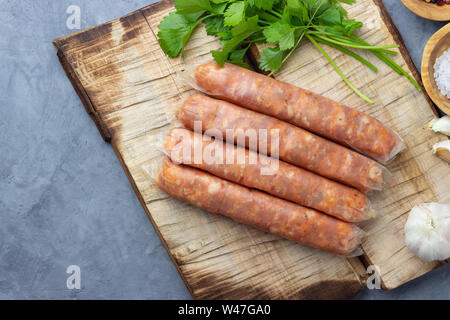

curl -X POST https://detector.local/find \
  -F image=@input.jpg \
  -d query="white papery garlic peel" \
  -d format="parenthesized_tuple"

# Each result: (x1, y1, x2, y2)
(429, 116, 450, 136)
(433, 140, 450, 153)
(432, 140, 450, 164)
(404, 203, 450, 262)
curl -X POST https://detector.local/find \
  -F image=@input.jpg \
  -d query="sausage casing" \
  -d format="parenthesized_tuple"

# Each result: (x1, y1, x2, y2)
(165, 127, 375, 222)
(193, 62, 404, 164)
(179, 94, 388, 193)
(156, 160, 363, 256)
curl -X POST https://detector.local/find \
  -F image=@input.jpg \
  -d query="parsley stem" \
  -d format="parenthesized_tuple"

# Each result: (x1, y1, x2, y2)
(350, 34, 421, 89)
(243, 37, 265, 43)
(294, 25, 328, 29)
(258, 11, 279, 23)
(307, 34, 374, 104)
(276, 0, 325, 71)
(310, 35, 377, 72)
(293, 25, 327, 30)
(199, 13, 218, 22)
(348, 34, 397, 55)
(282, 31, 306, 65)
(267, 30, 306, 77)
(376, 52, 421, 90)
(321, 33, 398, 55)
(268, 10, 282, 19)
(350, 35, 404, 75)
(267, 2, 324, 77)
(309, 34, 399, 50)
(305, 30, 398, 54)
(350, 34, 403, 61)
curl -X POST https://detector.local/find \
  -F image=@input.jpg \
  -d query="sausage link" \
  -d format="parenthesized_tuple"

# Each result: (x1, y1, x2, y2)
(165, 127, 375, 222)
(156, 160, 363, 256)
(193, 62, 404, 164)
(179, 94, 387, 193)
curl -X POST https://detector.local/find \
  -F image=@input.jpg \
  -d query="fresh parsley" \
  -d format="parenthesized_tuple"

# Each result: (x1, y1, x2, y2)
(157, 0, 420, 103)
(224, 2, 247, 26)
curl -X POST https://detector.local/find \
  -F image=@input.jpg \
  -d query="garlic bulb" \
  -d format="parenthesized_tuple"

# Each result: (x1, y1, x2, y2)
(429, 116, 450, 136)
(404, 203, 450, 262)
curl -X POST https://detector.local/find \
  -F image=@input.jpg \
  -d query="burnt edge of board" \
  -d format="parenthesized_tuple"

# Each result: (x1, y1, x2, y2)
(109, 141, 197, 299)
(52, 0, 175, 142)
(55, 49, 112, 142)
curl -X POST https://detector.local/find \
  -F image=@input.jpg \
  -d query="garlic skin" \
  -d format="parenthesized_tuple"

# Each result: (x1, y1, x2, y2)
(433, 140, 450, 154)
(433, 140, 450, 164)
(404, 203, 450, 262)
(429, 116, 450, 136)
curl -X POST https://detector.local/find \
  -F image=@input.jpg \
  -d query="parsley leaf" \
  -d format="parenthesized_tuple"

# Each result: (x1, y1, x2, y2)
(318, 7, 341, 26)
(224, 2, 246, 26)
(248, 0, 275, 11)
(204, 16, 232, 40)
(342, 19, 362, 34)
(285, 0, 309, 25)
(157, 11, 204, 57)
(308, 0, 330, 17)
(211, 50, 228, 66)
(228, 46, 250, 68)
(211, 2, 228, 14)
(263, 22, 296, 50)
(211, 15, 260, 65)
(174, 0, 214, 14)
(258, 46, 285, 73)
(231, 15, 260, 36)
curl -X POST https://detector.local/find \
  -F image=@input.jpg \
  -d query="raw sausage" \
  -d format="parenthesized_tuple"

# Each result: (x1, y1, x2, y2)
(165, 127, 375, 222)
(192, 62, 404, 164)
(179, 94, 388, 193)
(179, 94, 387, 193)
(156, 159, 363, 256)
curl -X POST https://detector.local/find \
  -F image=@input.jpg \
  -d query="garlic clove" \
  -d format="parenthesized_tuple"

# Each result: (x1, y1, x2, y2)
(429, 116, 450, 136)
(432, 140, 450, 164)
(404, 203, 450, 262)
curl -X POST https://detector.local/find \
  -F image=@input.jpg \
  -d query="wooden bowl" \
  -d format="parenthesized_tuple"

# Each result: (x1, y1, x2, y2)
(422, 23, 450, 115)
(400, 0, 450, 21)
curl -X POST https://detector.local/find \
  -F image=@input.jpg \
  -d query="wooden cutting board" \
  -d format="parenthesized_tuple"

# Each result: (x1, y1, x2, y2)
(53, 0, 450, 299)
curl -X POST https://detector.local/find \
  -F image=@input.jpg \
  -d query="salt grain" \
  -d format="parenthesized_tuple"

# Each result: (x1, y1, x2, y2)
(433, 48, 450, 99)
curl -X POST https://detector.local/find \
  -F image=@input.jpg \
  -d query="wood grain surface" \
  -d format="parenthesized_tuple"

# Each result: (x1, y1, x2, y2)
(53, 0, 450, 299)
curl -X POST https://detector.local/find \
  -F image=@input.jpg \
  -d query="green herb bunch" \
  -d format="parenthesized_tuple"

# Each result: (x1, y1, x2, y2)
(157, 0, 419, 103)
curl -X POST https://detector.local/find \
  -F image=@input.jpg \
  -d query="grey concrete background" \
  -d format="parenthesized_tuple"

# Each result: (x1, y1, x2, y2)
(0, 0, 448, 300)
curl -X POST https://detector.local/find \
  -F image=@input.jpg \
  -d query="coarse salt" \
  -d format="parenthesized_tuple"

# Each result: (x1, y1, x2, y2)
(433, 48, 450, 99)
